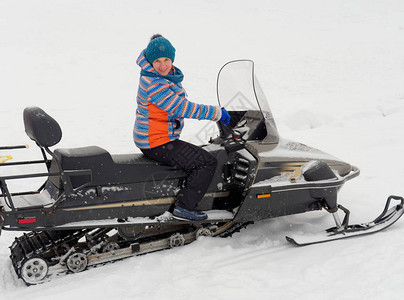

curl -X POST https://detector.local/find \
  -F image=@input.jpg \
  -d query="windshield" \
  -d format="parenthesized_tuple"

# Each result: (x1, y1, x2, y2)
(216, 60, 279, 144)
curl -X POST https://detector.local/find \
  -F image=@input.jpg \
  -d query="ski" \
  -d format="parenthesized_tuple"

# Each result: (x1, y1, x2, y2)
(286, 195, 404, 246)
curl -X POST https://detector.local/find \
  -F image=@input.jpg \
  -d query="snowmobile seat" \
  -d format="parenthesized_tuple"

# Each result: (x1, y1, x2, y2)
(49, 146, 186, 189)
(22, 106, 186, 189)
(23, 107, 62, 148)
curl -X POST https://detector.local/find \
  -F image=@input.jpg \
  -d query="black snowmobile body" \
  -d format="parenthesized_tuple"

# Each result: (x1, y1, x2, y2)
(0, 60, 358, 231)
(1, 60, 401, 285)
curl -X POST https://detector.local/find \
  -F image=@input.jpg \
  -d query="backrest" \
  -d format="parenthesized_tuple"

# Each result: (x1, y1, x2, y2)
(23, 107, 62, 147)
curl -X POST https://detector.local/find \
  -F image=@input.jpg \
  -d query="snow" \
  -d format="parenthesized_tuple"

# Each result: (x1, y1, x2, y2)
(1, 0, 404, 298)
(1, 189, 54, 211)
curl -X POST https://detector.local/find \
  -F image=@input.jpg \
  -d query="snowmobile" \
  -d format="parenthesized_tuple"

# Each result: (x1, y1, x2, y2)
(1, 60, 403, 285)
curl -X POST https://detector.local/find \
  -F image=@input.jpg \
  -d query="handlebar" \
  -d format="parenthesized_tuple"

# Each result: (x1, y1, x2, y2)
(220, 124, 245, 152)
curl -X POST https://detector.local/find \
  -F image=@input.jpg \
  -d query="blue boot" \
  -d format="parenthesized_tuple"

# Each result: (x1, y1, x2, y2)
(173, 206, 208, 221)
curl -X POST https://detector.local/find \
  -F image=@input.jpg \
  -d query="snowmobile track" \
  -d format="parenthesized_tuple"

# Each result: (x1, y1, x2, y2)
(8, 220, 253, 285)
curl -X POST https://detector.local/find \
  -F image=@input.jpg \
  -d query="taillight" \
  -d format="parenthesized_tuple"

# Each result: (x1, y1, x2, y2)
(18, 218, 37, 224)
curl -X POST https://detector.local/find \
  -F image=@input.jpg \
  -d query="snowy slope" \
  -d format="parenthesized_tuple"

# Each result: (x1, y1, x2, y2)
(1, 0, 404, 299)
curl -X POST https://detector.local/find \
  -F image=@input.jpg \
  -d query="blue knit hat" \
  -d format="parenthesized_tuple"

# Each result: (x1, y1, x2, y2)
(145, 35, 176, 64)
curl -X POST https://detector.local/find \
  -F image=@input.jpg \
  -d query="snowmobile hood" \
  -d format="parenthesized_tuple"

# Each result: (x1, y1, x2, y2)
(262, 138, 342, 161)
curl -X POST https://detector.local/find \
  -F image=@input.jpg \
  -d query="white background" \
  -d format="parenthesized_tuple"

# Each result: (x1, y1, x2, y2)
(1, 1, 404, 299)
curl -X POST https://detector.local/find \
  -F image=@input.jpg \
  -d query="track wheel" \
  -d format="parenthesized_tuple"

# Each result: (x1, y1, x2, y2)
(67, 252, 88, 273)
(102, 242, 120, 253)
(196, 227, 212, 238)
(20, 257, 48, 285)
(169, 233, 185, 248)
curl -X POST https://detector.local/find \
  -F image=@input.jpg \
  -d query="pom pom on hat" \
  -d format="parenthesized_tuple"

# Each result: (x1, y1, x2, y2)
(145, 34, 176, 64)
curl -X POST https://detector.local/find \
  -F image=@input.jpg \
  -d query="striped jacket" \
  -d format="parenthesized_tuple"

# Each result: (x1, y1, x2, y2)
(133, 51, 222, 149)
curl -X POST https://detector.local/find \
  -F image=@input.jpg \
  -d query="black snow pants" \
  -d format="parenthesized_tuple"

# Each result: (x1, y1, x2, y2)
(141, 140, 217, 211)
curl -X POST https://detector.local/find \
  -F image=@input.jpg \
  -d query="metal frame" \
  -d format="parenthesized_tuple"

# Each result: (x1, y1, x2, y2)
(0, 144, 92, 212)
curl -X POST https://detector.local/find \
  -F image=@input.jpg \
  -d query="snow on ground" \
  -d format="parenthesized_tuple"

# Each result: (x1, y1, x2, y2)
(1, 0, 404, 299)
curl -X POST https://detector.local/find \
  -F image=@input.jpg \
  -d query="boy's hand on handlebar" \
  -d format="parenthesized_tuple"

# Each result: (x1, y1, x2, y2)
(220, 108, 231, 125)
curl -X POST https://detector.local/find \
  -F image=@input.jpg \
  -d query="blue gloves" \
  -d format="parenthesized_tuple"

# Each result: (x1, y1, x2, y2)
(220, 108, 231, 125)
